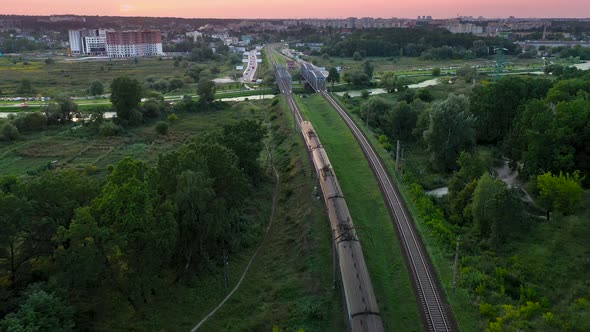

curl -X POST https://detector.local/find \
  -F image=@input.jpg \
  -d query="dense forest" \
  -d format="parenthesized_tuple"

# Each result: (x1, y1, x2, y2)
(339, 67, 590, 330)
(318, 28, 518, 59)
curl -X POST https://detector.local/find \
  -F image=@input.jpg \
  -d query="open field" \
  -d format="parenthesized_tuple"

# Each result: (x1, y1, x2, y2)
(310, 55, 546, 77)
(0, 101, 269, 176)
(0, 56, 237, 96)
(295, 94, 422, 331)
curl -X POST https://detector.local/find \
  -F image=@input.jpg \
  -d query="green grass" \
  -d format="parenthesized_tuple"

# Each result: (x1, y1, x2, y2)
(295, 94, 422, 331)
(0, 102, 273, 176)
(311, 55, 544, 78)
(0, 56, 239, 97)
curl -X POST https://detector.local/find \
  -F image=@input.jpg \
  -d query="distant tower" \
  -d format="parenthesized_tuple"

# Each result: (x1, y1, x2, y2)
(494, 47, 508, 80)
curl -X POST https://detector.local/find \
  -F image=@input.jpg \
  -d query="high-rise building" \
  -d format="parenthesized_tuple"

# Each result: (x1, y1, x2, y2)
(68, 29, 107, 56)
(106, 30, 163, 58)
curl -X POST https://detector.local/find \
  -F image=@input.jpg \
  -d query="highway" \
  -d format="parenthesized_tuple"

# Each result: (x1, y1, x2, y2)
(241, 49, 259, 83)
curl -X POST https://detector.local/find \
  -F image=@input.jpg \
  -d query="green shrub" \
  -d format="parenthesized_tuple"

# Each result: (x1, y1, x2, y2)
(99, 121, 122, 137)
(167, 113, 178, 122)
(1, 122, 19, 141)
(155, 121, 169, 135)
(84, 164, 98, 175)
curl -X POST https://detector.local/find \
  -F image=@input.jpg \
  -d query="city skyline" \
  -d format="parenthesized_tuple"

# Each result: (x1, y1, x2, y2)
(1, 0, 589, 19)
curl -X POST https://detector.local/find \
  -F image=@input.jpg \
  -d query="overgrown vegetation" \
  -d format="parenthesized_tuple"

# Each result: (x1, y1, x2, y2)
(332, 69, 590, 331)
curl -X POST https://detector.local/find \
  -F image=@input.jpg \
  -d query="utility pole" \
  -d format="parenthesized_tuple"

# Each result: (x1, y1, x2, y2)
(400, 147, 405, 176)
(396, 140, 401, 172)
(452, 237, 460, 294)
(223, 250, 229, 289)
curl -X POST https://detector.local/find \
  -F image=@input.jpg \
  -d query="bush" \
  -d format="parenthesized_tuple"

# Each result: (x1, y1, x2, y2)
(83, 164, 98, 175)
(99, 121, 122, 136)
(167, 113, 178, 122)
(1, 122, 19, 140)
(12, 112, 47, 132)
(128, 109, 143, 126)
(155, 121, 169, 135)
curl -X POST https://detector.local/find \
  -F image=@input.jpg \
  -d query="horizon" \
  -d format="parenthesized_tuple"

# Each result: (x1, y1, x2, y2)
(1, 0, 589, 20)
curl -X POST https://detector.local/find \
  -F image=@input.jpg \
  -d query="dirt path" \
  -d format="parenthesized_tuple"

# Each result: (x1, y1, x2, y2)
(494, 159, 535, 204)
(191, 152, 280, 332)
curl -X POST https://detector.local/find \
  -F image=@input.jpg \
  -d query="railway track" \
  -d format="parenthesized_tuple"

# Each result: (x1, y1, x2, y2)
(321, 91, 457, 332)
(268, 46, 384, 331)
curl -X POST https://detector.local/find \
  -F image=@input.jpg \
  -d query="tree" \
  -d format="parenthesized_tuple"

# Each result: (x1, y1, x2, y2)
(88, 80, 104, 96)
(471, 40, 489, 57)
(1, 122, 19, 141)
(456, 65, 477, 82)
(16, 78, 33, 95)
(416, 89, 434, 102)
(362, 60, 375, 79)
(380, 71, 398, 93)
(537, 171, 584, 220)
(155, 121, 169, 135)
(110, 77, 143, 121)
(0, 288, 75, 332)
(220, 120, 268, 182)
(85, 157, 177, 308)
(432, 67, 441, 76)
(424, 94, 475, 171)
(0, 191, 32, 287)
(353, 51, 362, 61)
(382, 101, 418, 140)
(48, 94, 78, 123)
(327, 67, 340, 87)
(470, 76, 552, 144)
(197, 77, 216, 104)
(472, 173, 522, 246)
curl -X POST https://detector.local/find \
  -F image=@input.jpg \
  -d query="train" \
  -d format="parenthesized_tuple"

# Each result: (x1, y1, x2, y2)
(300, 121, 384, 332)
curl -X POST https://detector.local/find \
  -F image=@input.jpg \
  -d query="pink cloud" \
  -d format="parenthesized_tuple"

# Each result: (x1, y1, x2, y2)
(0, 0, 588, 18)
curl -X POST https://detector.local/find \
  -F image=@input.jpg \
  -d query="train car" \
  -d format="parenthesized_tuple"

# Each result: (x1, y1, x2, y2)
(301, 121, 384, 332)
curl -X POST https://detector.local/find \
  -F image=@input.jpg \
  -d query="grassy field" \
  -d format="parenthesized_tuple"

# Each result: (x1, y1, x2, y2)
(0, 56, 239, 96)
(295, 94, 422, 331)
(0, 101, 271, 176)
(310, 55, 544, 77)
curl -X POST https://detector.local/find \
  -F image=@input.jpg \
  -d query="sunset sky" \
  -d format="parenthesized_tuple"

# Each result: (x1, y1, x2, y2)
(1, 0, 588, 19)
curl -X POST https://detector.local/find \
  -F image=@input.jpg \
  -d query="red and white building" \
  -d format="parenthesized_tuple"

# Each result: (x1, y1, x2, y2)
(106, 30, 163, 58)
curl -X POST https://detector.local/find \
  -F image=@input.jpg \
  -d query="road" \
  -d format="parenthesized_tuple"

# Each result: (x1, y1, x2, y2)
(241, 49, 259, 83)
